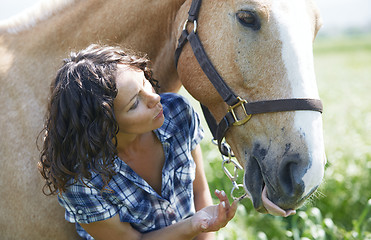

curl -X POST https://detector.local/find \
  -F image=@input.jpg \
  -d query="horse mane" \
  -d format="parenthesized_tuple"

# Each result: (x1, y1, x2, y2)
(0, 0, 77, 34)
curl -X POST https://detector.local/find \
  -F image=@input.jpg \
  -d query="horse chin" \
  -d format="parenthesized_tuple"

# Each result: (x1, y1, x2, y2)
(243, 169, 298, 217)
(243, 154, 305, 217)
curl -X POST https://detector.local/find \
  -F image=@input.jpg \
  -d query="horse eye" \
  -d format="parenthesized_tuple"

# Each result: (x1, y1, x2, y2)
(236, 11, 261, 30)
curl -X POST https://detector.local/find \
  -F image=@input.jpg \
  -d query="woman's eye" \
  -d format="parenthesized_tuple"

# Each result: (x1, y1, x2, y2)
(236, 10, 261, 30)
(129, 98, 139, 111)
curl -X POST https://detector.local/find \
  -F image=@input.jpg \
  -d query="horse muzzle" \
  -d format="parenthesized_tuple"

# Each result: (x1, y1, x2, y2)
(242, 142, 323, 216)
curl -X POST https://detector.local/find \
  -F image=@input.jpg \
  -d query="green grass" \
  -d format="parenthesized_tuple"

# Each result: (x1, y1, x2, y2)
(185, 33, 371, 239)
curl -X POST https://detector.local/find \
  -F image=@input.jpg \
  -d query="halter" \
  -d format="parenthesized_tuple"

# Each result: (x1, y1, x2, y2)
(175, 0, 323, 158)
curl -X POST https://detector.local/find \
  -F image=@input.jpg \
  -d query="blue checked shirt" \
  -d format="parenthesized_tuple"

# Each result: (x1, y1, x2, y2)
(58, 93, 204, 239)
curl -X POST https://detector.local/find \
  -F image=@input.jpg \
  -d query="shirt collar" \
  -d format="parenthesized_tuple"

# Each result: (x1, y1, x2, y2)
(113, 157, 160, 196)
(154, 110, 177, 142)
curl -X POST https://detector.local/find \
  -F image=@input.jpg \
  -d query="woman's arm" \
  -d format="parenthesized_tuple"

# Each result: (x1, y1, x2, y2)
(192, 144, 215, 240)
(81, 214, 199, 240)
(192, 144, 213, 210)
(81, 200, 236, 240)
(191, 144, 237, 240)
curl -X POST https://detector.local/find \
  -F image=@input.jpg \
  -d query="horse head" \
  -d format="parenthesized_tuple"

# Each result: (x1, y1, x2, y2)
(175, 0, 325, 215)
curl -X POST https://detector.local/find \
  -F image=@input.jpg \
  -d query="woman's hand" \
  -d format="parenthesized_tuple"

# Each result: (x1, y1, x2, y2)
(80, 190, 237, 240)
(191, 190, 237, 233)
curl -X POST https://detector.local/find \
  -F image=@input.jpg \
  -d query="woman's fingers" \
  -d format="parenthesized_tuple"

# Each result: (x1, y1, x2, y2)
(218, 201, 228, 227)
(215, 190, 228, 201)
(215, 190, 230, 208)
(227, 200, 238, 221)
(214, 189, 238, 226)
(193, 189, 238, 232)
(200, 219, 209, 231)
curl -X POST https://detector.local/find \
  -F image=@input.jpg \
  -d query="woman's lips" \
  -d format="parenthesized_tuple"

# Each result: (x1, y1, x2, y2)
(154, 108, 163, 119)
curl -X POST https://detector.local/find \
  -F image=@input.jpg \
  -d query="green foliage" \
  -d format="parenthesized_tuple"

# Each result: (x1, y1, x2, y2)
(199, 34, 371, 239)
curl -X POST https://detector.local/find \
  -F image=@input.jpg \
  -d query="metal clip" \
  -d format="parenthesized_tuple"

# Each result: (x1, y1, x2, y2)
(222, 155, 242, 182)
(228, 97, 252, 126)
(221, 149, 248, 200)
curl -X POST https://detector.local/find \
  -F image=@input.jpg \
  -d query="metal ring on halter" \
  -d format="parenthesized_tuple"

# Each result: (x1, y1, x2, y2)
(231, 183, 248, 201)
(219, 140, 235, 157)
(183, 19, 197, 33)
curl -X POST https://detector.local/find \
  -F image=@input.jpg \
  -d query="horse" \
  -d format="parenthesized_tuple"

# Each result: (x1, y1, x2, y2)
(0, 0, 325, 238)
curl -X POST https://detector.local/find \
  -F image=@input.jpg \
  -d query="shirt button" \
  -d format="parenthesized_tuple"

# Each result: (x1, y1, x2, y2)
(171, 220, 177, 224)
(77, 209, 84, 215)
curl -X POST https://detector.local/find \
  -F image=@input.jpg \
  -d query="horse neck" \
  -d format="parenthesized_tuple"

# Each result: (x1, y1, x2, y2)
(2, 0, 187, 58)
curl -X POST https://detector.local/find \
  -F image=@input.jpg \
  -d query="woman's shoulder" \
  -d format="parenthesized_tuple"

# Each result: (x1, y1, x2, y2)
(160, 92, 190, 106)
(160, 93, 193, 115)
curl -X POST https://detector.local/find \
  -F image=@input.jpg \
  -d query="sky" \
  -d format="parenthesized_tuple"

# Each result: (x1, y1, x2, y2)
(0, 0, 370, 34)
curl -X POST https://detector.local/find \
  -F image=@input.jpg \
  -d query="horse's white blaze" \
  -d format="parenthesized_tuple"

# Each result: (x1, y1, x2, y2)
(296, 112, 325, 195)
(272, 0, 325, 196)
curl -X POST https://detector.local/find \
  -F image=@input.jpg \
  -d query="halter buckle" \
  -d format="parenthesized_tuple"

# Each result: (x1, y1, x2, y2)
(229, 97, 252, 126)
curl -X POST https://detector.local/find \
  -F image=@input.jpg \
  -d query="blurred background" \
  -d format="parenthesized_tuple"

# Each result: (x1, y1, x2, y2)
(1, 0, 370, 239)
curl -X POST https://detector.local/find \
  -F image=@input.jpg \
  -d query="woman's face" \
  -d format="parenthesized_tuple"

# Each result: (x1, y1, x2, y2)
(114, 65, 164, 135)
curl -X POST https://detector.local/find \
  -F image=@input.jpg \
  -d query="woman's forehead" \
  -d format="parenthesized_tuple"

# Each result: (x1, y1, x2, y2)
(116, 65, 144, 86)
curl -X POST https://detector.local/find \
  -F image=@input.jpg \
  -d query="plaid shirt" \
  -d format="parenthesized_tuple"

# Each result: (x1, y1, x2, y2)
(58, 93, 204, 239)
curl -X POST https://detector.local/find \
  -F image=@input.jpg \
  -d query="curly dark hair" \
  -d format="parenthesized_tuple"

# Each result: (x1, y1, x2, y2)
(38, 44, 159, 195)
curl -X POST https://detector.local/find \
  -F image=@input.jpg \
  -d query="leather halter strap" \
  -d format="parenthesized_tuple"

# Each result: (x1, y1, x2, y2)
(175, 0, 323, 156)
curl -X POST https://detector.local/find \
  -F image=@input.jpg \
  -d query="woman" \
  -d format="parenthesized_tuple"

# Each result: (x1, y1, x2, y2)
(39, 44, 237, 240)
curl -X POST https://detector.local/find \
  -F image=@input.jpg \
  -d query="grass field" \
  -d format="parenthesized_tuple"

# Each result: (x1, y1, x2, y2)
(187, 34, 371, 239)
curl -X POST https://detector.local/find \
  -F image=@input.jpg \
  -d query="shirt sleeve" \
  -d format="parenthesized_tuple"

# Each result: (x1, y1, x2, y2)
(58, 180, 119, 224)
(188, 103, 204, 151)
(160, 93, 204, 151)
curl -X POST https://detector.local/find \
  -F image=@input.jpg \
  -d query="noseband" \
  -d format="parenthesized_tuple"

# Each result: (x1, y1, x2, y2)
(175, 0, 323, 157)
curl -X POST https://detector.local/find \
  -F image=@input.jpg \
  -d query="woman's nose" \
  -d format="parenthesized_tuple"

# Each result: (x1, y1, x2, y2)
(146, 92, 161, 108)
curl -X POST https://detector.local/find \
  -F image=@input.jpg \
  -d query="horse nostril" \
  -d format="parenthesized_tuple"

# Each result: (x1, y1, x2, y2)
(278, 154, 305, 197)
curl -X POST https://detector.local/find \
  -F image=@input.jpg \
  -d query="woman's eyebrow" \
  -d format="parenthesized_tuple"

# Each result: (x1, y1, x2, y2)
(125, 93, 138, 108)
